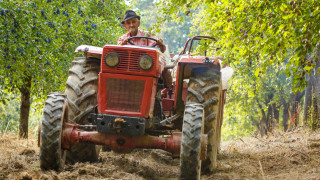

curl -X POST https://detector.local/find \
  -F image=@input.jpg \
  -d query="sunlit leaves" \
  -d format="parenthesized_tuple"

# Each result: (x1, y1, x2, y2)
(158, 0, 319, 90)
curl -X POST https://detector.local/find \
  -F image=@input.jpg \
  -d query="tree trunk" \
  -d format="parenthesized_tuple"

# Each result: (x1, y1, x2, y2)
(290, 91, 304, 128)
(259, 116, 267, 137)
(282, 102, 290, 132)
(257, 93, 274, 136)
(313, 43, 320, 127)
(310, 42, 320, 129)
(266, 104, 273, 132)
(257, 102, 267, 136)
(312, 93, 319, 129)
(272, 103, 280, 128)
(303, 75, 313, 126)
(19, 76, 32, 138)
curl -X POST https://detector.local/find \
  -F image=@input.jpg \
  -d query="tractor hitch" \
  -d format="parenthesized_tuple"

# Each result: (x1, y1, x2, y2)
(62, 123, 207, 159)
(88, 113, 145, 136)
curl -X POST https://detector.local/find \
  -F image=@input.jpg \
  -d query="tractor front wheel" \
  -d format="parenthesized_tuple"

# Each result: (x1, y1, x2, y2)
(180, 103, 204, 180)
(65, 57, 101, 163)
(40, 92, 67, 171)
(186, 68, 222, 173)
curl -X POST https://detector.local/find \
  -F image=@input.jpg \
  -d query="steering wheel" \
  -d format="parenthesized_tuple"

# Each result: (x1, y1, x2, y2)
(127, 36, 158, 47)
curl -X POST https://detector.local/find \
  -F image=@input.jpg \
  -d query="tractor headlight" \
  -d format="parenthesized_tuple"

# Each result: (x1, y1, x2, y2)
(138, 55, 153, 70)
(105, 52, 120, 68)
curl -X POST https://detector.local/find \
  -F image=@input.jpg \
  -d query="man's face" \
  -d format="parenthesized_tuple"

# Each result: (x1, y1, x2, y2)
(123, 18, 140, 36)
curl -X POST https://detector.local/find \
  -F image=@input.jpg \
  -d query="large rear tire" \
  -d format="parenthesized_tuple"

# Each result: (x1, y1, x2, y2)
(186, 68, 222, 173)
(65, 57, 101, 163)
(40, 92, 67, 171)
(180, 103, 204, 180)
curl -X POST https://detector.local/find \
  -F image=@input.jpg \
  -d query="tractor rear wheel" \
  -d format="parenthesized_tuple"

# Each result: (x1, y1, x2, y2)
(186, 67, 222, 173)
(180, 103, 204, 180)
(40, 92, 67, 171)
(65, 57, 101, 163)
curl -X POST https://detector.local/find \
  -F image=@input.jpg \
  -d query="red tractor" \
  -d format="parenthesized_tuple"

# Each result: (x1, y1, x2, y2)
(39, 36, 232, 179)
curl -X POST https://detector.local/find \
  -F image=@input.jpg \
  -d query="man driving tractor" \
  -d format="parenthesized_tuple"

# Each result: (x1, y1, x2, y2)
(118, 10, 166, 53)
(118, 10, 171, 87)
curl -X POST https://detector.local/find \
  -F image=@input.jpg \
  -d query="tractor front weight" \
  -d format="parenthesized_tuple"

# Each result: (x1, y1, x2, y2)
(62, 123, 208, 158)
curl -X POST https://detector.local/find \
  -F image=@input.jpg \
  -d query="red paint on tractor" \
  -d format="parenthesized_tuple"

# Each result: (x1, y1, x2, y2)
(101, 45, 166, 77)
(162, 98, 174, 111)
(98, 73, 156, 118)
(173, 64, 189, 108)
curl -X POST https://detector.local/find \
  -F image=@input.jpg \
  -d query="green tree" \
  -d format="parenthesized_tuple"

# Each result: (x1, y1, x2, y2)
(0, 0, 126, 138)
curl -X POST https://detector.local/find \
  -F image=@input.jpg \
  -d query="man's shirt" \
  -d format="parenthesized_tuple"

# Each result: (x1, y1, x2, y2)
(117, 30, 166, 52)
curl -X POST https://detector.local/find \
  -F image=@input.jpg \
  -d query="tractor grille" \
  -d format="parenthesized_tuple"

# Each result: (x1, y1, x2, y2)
(106, 78, 145, 112)
(105, 49, 156, 72)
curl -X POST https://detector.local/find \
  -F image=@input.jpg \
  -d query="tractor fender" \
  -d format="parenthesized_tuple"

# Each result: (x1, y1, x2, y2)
(177, 55, 221, 79)
(75, 45, 103, 60)
(178, 55, 219, 65)
(179, 56, 234, 90)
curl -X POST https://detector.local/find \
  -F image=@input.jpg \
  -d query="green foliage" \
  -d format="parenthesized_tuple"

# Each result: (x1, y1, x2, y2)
(222, 63, 292, 139)
(187, 38, 218, 56)
(156, 0, 320, 91)
(222, 109, 256, 141)
(0, 93, 43, 135)
(0, 0, 126, 101)
(0, 94, 19, 134)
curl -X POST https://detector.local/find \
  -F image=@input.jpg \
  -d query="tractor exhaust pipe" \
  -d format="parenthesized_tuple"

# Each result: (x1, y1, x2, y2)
(62, 123, 207, 159)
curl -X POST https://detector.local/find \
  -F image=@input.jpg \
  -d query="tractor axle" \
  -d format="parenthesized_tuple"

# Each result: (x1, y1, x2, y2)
(62, 123, 207, 158)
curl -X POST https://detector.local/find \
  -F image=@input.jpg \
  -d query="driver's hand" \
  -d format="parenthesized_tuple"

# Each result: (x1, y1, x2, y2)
(156, 38, 166, 53)
(156, 38, 164, 46)
(121, 37, 128, 45)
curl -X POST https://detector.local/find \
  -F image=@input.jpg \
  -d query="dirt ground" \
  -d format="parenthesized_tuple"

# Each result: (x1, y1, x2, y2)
(0, 129, 320, 180)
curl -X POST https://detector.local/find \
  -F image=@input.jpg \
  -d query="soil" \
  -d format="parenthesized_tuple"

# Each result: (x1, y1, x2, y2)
(1, 128, 320, 180)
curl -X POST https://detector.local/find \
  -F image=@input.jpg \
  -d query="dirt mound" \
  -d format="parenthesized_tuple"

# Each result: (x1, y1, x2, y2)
(0, 129, 320, 179)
